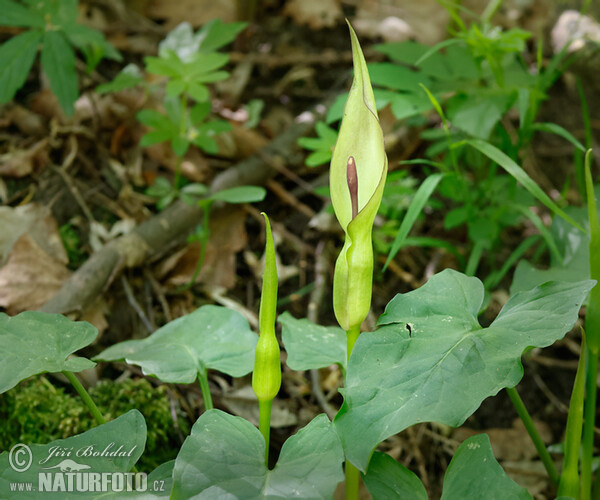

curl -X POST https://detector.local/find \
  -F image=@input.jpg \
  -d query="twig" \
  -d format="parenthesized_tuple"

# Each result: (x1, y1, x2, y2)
(121, 275, 154, 333)
(143, 267, 172, 322)
(51, 163, 95, 223)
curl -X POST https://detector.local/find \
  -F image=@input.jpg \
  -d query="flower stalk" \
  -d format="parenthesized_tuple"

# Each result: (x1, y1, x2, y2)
(252, 213, 281, 465)
(330, 22, 388, 500)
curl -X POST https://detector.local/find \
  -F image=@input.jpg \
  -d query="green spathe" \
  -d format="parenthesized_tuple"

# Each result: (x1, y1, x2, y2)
(252, 213, 281, 402)
(331, 22, 388, 331)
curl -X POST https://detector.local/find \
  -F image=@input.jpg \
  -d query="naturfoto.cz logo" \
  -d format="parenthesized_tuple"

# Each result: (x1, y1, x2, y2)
(8, 443, 165, 494)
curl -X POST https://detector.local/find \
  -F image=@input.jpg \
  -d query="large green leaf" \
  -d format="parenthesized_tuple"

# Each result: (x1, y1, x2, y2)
(94, 305, 257, 383)
(362, 452, 427, 500)
(334, 269, 594, 471)
(0, 311, 97, 394)
(0, 410, 146, 499)
(108, 460, 174, 499)
(447, 92, 514, 139)
(41, 31, 78, 116)
(441, 434, 532, 499)
(171, 410, 344, 499)
(0, 0, 44, 27)
(0, 30, 42, 104)
(280, 312, 346, 371)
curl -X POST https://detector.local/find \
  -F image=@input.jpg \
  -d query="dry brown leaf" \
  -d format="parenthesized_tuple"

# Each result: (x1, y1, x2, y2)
(0, 234, 72, 314)
(145, 0, 236, 29)
(3, 105, 46, 136)
(283, 0, 342, 30)
(0, 203, 67, 265)
(156, 208, 247, 290)
(0, 139, 49, 177)
(80, 298, 110, 337)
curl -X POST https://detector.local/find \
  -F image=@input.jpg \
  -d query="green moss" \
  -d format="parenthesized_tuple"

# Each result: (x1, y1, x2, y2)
(0, 377, 189, 471)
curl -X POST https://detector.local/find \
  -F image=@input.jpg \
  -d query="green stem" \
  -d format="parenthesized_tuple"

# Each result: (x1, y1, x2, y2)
(63, 371, 106, 426)
(345, 324, 361, 500)
(558, 335, 588, 498)
(465, 240, 484, 277)
(345, 461, 360, 500)
(258, 399, 272, 466)
(346, 325, 360, 361)
(197, 369, 214, 410)
(506, 386, 559, 486)
(582, 348, 599, 500)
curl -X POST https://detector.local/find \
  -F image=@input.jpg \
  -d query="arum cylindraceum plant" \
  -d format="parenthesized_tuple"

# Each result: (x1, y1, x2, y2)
(0, 23, 597, 500)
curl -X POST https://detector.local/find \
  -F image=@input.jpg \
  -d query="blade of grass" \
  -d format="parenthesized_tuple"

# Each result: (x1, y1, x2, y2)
(531, 122, 586, 152)
(558, 333, 588, 497)
(383, 173, 444, 271)
(484, 234, 540, 289)
(517, 206, 563, 264)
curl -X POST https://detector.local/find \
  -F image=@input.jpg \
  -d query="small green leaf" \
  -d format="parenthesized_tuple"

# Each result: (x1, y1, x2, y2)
(210, 186, 266, 204)
(187, 52, 229, 76)
(384, 173, 444, 270)
(368, 62, 430, 92)
(186, 82, 209, 102)
(171, 410, 343, 499)
(94, 305, 257, 383)
(467, 139, 585, 232)
(196, 19, 248, 52)
(145, 55, 184, 78)
(362, 452, 427, 500)
(159, 22, 200, 62)
(0, 311, 97, 394)
(140, 129, 175, 148)
(0, 30, 42, 104)
(0, 0, 44, 27)
(190, 101, 210, 124)
(171, 136, 189, 157)
(180, 182, 207, 196)
(298, 121, 337, 168)
(447, 92, 514, 139)
(0, 410, 146, 498)
(165, 78, 185, 97)
(335, 269, 594, 471)
(41, 30, 78, 116)
(137, 109, 176, 132)
(96, 64, 144, 94)
(280, 312, 347, 371)
(63, 23, 122, 72)
(441, 434, 532, 499)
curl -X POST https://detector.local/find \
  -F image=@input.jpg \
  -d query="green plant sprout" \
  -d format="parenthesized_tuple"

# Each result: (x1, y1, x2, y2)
(252, 213, 281, 464)
(0, 0, 121, 115)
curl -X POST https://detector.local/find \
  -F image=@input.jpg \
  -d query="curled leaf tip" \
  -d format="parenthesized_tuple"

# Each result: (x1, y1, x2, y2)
(347, 156, 358, 220)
